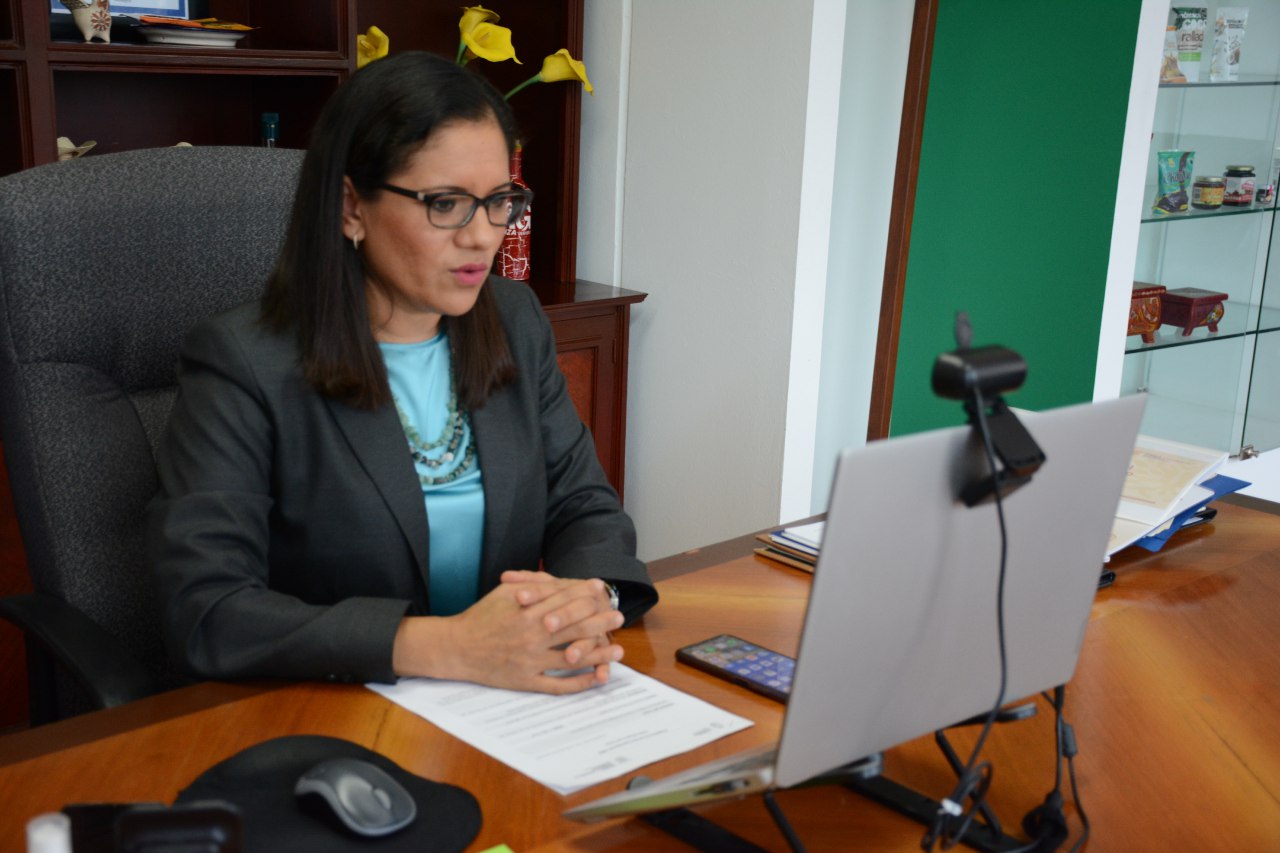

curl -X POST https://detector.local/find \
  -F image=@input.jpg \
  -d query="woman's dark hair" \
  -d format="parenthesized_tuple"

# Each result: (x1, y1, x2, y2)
(262, 51, 520, 411)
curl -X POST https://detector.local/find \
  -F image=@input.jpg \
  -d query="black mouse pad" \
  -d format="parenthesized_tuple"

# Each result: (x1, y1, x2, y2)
(176, 735, 481, 852)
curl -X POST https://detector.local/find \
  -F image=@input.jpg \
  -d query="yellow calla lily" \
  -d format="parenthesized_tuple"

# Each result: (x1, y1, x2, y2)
(459, 5, 499, 36)
(356, 26, 389, 69)
(504, 49, 592, 99)
(461, 21, 520, 64)
(538, 49, 593, 93)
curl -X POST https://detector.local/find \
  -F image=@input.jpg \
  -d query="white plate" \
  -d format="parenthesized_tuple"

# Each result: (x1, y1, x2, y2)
(137, 27, 246, 47)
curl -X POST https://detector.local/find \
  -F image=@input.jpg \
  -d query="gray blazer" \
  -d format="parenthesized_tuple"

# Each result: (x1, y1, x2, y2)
(148, 279, 656, 684)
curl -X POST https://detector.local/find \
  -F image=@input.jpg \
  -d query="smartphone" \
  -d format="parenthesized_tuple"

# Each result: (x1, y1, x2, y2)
(675, 634, 795, 703)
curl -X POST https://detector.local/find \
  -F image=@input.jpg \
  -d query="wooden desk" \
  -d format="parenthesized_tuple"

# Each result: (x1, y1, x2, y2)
(1, 501, 1277, 852)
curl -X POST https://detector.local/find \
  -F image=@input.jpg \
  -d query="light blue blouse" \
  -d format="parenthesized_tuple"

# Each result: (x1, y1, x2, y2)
(379, 333, 484, 616)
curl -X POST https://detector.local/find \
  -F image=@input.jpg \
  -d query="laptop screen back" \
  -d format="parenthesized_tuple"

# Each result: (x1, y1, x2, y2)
(774, 395, 1145, 788)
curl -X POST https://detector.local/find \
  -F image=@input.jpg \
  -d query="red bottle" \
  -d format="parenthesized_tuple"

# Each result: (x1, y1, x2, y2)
(498, 144, 532, 281)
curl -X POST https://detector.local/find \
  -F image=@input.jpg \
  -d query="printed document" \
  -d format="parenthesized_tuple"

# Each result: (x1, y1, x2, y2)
(368, 664, 753, 795)
(1115, 435, 1226, 527)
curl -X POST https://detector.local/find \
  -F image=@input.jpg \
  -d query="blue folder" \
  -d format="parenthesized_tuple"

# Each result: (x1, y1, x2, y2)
(1131, 474, 1251, 552)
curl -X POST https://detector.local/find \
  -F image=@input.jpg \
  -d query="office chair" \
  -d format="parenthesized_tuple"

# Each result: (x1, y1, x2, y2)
(0, 146, 304, 724)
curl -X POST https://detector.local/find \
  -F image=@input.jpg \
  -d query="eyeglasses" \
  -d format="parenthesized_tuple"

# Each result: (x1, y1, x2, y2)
(379, 183, 533, 229)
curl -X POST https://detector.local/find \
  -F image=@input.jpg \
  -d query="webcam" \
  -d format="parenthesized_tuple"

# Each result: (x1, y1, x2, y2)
(932, 345, 1027, 402)
(933, 313, 1045, 506)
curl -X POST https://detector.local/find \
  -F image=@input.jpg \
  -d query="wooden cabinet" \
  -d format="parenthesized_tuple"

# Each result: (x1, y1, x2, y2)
(539, 281, 647, 500)
(0, 0, 646, 730)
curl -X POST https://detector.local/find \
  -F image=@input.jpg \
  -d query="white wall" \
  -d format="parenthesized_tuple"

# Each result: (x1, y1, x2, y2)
(576, 2, 630, 285)
(809, 0, 913, 510)
(620, 0, 815, 559)
(778, 0, 848, 521)
(578, 1, 909, 559)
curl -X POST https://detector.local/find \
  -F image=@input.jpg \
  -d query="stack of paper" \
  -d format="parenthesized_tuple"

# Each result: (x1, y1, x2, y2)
(368, 665, 752, 794)
(755, 521, 824, 572)
(1107, 435, 1247, 556)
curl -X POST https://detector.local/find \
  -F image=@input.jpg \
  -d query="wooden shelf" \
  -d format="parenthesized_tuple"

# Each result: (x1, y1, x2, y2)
(5, 0, 584, 282)
(43, 45, 349, 67)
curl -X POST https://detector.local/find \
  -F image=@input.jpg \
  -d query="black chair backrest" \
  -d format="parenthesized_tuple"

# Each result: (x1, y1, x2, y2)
(0, 146, 304, 686)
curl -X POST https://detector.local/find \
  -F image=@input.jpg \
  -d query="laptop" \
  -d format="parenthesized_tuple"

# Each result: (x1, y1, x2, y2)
(565, 395, 1146, 820)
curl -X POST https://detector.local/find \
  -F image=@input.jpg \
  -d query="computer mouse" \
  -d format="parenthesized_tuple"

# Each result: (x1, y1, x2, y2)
(294, 756, 417, 837)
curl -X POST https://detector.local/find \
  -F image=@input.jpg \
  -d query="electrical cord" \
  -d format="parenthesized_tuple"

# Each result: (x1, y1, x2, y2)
(926, 399, 1091, 853)
(923, 390, 1096, 853)
(922, 387, 1010, 851)
(1052, 686, 1091, 853)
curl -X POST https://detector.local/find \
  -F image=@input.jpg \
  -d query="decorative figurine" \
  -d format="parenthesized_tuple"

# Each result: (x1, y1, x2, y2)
(60, 0, 112, 44)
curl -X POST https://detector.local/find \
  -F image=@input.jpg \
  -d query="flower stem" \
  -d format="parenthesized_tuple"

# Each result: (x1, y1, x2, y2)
(504, 74, 543, 100)
(455, 39, 466, 65)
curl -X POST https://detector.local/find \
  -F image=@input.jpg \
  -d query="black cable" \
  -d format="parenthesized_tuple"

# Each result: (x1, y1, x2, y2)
(1060, 692, 1091, 853)
(923, 388, 1011, 851)
(1046, 688, 1065, 802)
(763, 790, 807, 853)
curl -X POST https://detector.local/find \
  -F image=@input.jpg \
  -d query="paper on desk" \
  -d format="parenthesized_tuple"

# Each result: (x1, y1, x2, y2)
(1116, 436, 1226, 527)
(1108, 483, 1214, 556)
(367, 664, 753, 795)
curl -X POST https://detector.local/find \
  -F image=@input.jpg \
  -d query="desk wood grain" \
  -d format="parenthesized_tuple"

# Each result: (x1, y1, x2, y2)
(1, 502, 1277, 852)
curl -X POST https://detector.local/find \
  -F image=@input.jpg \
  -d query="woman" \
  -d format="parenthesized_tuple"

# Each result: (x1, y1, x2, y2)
(148, 51, 656, 695)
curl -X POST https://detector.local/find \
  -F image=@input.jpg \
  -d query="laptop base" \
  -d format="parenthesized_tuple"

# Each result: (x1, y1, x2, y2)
(637, 770, 1035, 853)
(637, 711, 1049, 853)
(635, 757, 881, 853)
(640, 807, 772, 853)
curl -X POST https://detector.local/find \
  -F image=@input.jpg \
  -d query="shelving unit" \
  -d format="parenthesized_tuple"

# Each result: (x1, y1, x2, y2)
(1125, 3, 1280, 456)
(1, 0, 585, 282)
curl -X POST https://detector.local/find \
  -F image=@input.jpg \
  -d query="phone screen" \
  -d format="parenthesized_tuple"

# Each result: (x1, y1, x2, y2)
(675, 634, 795, 702)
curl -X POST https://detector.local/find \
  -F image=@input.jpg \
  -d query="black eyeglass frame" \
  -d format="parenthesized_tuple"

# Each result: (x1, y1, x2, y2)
(378, 183, 534, 229)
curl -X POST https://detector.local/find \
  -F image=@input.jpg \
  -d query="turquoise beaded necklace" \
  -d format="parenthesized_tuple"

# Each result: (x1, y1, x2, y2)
(392, 378, 476, 487)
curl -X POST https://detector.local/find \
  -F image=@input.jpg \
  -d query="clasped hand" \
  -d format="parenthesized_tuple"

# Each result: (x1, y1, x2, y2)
(393, 571, 624, 694)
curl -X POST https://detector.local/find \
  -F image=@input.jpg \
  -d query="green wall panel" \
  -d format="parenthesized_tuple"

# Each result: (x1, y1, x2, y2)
(890, 0, 1143, 436)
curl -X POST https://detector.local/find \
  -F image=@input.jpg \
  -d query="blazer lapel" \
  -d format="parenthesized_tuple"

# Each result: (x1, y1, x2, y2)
(324, 398, 431, 577)
(471, 399, 519, 587)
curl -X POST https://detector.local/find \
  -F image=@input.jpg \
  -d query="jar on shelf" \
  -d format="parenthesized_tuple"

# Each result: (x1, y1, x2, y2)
(1223, 165, 1256, 206)
(1191, 176, 1225, 209)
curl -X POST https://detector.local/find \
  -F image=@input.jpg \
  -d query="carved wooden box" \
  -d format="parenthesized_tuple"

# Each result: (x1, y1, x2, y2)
(1129, 283, 1166, 344)
(1160, 287, 1227, 336)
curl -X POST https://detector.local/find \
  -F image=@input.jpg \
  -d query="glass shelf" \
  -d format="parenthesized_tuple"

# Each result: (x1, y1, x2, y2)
(1125, 303, 1280, 354)
(1160, 74, 1280, 89)
(1140, 197, 1275, 224)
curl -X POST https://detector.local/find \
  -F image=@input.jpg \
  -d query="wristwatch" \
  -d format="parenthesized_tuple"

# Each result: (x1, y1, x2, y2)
(602, 581, 621, 612)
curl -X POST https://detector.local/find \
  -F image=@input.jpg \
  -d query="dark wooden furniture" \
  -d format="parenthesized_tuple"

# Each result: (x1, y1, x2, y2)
(1, 0, 585, 283)
(1, 501, 1277, 851)
(538, 281, 646, 501)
